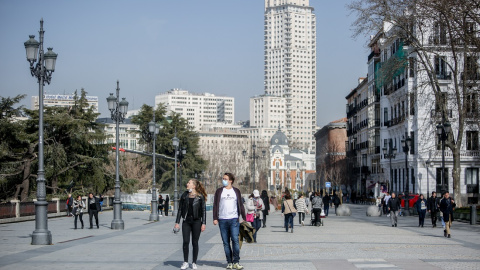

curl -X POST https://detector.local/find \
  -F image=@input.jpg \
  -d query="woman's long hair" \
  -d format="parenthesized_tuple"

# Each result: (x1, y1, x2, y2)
(192, 179, 207, 201)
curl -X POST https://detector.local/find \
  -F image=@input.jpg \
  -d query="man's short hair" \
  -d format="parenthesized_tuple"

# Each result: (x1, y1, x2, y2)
(224, 172, 235, 184)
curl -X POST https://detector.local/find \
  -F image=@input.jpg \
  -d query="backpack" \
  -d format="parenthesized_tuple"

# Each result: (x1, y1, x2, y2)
(334, 196, 340, 205)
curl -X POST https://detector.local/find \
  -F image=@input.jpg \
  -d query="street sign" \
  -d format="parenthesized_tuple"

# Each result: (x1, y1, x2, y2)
(326, 182, 331, 188)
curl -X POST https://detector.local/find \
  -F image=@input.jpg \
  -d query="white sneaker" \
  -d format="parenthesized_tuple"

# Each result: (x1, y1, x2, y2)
(180, 262, 189, 269)
(192, 263, 198, 269)
(387, 214, 390, 217)
(301, 221, 304, 226)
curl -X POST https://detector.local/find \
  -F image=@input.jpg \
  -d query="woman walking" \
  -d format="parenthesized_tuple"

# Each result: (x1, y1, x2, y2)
(175, 179, 207, 270)
(260, 190, 270, 228)
(72, 195, 85, 229)
(165, 195, 170, 216)
(415, 194, 427, 227)
(282, 193, 297, 233)
(311, 192, 324, 226)
(158, 195, 165, 216)
(295, 194, 308, 226)
(245, 190, 264, 242)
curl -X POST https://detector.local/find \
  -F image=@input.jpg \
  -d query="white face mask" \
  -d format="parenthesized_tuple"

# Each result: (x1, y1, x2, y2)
(222, 180, 229, 187)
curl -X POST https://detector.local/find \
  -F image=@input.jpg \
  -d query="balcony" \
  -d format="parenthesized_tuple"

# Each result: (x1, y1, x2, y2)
(368, 51, 380, 61)
(467, 184, 479, 193)
(461, 72, 480, 81)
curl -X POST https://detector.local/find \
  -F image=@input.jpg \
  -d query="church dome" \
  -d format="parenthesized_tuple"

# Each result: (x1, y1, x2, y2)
(270, 127, 288, 146)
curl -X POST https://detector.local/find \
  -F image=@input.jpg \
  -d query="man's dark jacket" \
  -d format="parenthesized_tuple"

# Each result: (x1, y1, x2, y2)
(387, 197, 401, 211)
(213, 187, 246, 221)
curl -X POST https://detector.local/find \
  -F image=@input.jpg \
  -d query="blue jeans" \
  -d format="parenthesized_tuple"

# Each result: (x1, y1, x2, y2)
(284, 213, 293, 232)
(218, 218, 240, 264)
(324, 205, 329, 216)
(252, 217, 261, 241)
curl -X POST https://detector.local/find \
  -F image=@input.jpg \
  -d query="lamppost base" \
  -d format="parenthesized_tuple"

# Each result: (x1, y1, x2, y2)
(403, 199, 410, 216)
(31, 230, 52, 245)
(31, 200, 52, 245)
(149, 213, 159, 221)
(111, 219, 125, 230)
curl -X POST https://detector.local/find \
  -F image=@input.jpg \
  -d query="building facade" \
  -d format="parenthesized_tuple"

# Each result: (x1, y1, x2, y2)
(313, 118, 347, 194)
(347, 20, 480, 204)
(31, 94, 99, 113)
(96, 118, 143, 151)
(269, 127, 315, 193)
(155, 89, 234, 131)
(263, 0, 317, 151)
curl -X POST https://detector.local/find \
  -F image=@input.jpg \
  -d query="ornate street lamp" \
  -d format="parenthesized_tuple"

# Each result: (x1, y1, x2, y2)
(107, 81, 128, 230)
(382, 141, 397, 192)
(144, 113, 161, 221)
(436, 121, 451, 194)
(402, 135, 412, 215)
(172, 131, 180, 216)
(243, 143, 266, 191)
(25, 19, 57, 245)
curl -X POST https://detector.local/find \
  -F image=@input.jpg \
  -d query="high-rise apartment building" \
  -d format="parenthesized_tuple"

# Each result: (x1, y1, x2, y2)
(264, 0, 317, 151)
(155, 89, 234, 131)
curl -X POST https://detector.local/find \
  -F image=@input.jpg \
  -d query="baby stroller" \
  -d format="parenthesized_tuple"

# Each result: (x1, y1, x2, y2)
(310, 209, 325, 226)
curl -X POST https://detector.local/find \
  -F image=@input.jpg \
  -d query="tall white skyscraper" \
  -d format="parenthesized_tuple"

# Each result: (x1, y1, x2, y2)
(264, 0, 317, 151)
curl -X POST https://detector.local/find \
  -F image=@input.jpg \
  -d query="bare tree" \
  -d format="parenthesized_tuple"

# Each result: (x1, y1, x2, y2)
(349, 0, 480, 206)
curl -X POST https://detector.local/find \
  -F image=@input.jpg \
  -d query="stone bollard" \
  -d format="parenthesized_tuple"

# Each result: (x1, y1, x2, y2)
(336, 204, 351, 216)
(52, 198, 60, 213)
(366, 205, 381, 217)
(471, 205, 477, 225)
(10, 200, 20, 218)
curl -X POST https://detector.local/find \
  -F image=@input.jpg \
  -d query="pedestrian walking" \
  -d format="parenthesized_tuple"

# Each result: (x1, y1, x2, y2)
(295, 194, 308, 226)
(260, 190, 270, 228)
(66, 193, 73, 217)
(427, 191, 439, 227)
(98, 194, 104, 211)
(175, 179, 207, 270)
(387, 192, 401, 227)
(439, 191, 456, 238)
(322, 193, 330, 216)
(212, 173, 246, 270)
(376, 196, 382, 215)
(282, 193, 297, 233)
(333, 193, 341, 214)
(384, 192, 391, 216)
(244, 190, 264, 242)
(87, 193, 100, 229)
(312, 192, 324, 226)
(72, 195, 85, 229)
(270, 195, 278, 211)
(415, 194, 427, 227)
(165, 195, 170, 216)
(158, 195, 165, 216)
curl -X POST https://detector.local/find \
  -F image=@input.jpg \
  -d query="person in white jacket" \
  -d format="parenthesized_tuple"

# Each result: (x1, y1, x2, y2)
(295, 194, 309, 226)
(244, 190, 264, 243)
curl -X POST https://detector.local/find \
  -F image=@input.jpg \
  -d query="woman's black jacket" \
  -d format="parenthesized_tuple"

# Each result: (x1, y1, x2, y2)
(176, 191, 206, 225)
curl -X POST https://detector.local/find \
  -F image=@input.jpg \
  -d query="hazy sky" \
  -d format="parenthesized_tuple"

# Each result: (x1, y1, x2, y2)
(0, 0, 368, 127)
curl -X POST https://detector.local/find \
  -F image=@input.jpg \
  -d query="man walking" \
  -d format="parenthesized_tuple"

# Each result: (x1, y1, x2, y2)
(427, 191, 439, 228)
(322, 193, 330, 216)
(213, 173, 246, 270)
(384, 192, 391, 216)
(88, 193, 100, 229)
(387, 192, 401, 227)
(439, 191, 455, 238)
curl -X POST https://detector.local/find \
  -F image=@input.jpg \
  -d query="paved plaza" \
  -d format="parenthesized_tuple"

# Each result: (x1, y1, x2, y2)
(0, 204, 479, 270)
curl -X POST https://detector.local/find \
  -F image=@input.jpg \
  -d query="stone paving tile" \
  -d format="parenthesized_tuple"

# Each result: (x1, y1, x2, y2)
(0, 204, 479, 270)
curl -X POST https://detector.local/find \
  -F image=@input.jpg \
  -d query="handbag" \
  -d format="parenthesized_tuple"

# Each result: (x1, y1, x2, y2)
(246, 213, 255, 222)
